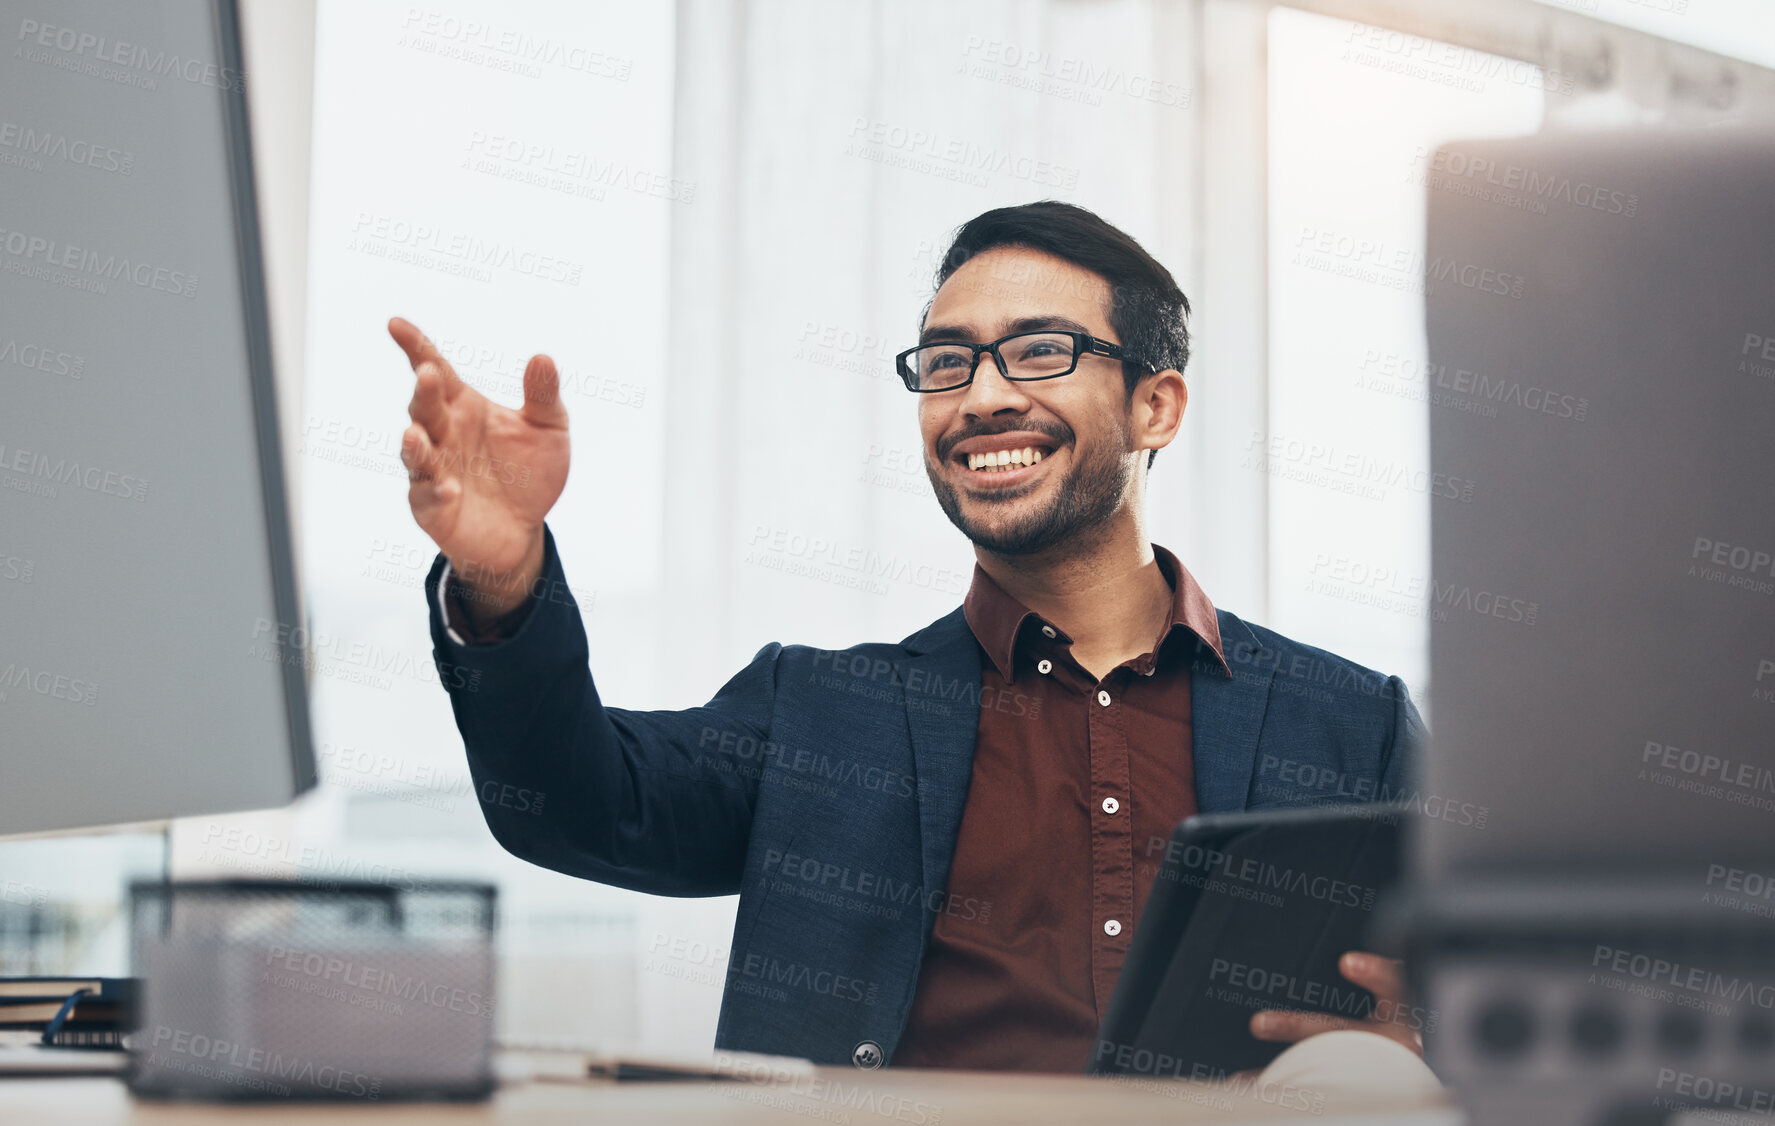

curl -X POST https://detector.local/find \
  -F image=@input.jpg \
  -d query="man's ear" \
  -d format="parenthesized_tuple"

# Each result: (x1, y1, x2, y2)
(1132, 368, 1187, 459)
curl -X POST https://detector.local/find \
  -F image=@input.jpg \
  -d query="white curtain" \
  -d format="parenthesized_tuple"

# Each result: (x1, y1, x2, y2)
(639, 0, 1228, 1050)
(658, 0, 1222, 691)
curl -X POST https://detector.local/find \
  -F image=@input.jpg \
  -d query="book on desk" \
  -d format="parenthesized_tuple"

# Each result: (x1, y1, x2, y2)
(0, 976, 136, 1049)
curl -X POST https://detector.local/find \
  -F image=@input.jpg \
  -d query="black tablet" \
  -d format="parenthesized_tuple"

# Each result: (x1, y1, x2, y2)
(1089, 802, 1408, 1080)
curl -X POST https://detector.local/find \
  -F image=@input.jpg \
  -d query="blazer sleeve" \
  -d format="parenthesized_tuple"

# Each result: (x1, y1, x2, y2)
(1377, 675, 1427, 798)
(423, 525, 776, 897)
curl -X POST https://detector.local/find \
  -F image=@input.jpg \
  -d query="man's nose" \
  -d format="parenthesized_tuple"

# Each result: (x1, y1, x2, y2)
(957, 349, 1031, 415)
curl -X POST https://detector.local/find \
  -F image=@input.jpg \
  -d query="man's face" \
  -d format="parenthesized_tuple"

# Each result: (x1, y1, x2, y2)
(917, 246, 1144, 557)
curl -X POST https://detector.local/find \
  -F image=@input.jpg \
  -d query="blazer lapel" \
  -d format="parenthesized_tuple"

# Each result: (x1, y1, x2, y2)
(898, 607, 984, 900)
(1191, 609, 1274, 813)
(895, 606, 1276, 855)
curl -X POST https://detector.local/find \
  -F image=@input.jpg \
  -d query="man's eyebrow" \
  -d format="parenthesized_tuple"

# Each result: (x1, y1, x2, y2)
(1006, 314, 1092, 337)
(918, 323, 975, 345)
(917, 314, 1096, 345)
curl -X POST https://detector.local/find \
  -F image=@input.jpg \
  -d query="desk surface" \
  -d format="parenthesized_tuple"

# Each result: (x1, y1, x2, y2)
(1, 1065, 1458, 1125)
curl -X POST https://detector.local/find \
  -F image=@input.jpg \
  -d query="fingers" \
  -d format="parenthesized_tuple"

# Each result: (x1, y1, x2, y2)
(1247, 954, 1424, 1055)
(387, 316, 465, 397)
(408, 361, 450, 445)
(386, 315, 438, 367)
(1342, 952, 1425, 1054)
(1250, 1009, 1363, 1043)
(1340, 952, 1406, 1005)
(402, 421, 461, 528)
(1247, 955, 1405, 1044)
(1251, 1007, 1422, 1054)
(400, 420, 440, 483)
(521, 353, 568, 429)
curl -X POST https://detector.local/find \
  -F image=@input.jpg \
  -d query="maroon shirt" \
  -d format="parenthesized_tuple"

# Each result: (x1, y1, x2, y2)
(892, 545, 1228, 1072)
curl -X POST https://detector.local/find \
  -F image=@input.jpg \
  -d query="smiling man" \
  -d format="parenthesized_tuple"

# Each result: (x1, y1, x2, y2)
(392, 200, 1425, 1073)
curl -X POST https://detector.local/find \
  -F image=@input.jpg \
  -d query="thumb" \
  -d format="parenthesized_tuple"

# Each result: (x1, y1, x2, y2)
(521, 353, 568, 429)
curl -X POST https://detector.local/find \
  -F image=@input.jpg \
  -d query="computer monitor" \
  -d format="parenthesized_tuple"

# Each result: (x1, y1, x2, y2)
(1420, 126, 1775, 878)
(0, 0, 315, 834)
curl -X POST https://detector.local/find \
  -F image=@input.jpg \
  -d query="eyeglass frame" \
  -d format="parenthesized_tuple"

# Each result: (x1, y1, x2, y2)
(893, 329, 1153, 394)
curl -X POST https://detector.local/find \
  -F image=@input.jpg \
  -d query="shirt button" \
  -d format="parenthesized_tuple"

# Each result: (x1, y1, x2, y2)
(1104, 919, 1122, 936)
(1143, 666, 1156, 676)
(851, 1040, 884, 1069)
(1101, 797, 1120, 815)
(1097, 690, 1111, 706)
(1041, 625, 1057, 638)
(1037, 659, 1053, 675)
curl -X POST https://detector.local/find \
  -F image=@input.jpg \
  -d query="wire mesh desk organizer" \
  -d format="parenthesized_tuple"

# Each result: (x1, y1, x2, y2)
(126, 879, 495, 1100)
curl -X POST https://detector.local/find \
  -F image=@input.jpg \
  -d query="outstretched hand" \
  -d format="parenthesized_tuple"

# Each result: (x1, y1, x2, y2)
(388, 316, 571, 618)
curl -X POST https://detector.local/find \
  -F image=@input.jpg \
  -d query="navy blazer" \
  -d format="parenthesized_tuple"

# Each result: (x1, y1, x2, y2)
(425, 529, 1425, 1067)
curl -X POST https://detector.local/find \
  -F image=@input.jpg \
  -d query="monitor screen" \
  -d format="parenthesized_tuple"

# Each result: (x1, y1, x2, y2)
(0, 0, 314, 834)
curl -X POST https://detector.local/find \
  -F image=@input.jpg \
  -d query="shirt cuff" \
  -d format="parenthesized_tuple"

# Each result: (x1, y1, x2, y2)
(437, 560, 466, 646)
(437, 559, 539, 646)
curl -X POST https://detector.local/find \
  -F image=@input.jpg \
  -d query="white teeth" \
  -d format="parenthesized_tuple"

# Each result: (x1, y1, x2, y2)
(966, 447, 1049, 472)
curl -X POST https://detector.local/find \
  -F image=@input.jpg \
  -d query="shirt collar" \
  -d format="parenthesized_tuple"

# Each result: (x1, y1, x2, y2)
(961, 544, 1229, 683)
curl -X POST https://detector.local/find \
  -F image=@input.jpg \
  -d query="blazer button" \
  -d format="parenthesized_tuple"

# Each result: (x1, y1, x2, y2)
(852, 1040, 884, 1069)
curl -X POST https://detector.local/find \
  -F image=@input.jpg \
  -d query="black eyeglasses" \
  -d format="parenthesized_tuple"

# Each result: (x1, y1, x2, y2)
(895, 330, 1144, 393)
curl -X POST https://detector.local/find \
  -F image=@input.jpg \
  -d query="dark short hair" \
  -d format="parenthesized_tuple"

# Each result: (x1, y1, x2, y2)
(924, 200, 1192, 468)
